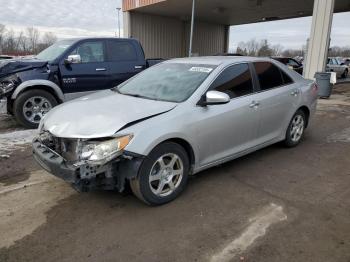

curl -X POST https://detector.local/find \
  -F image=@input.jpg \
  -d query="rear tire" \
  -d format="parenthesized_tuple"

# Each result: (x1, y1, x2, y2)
(342, 69, 348, 79)
(284, 110, 306, 147)
(14, 89, 58, 129)
(130, 142, 189, 205)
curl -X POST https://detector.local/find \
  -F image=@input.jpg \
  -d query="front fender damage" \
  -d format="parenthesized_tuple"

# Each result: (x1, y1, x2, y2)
(75, 152, 144, 192)
(32, 138, 144, 193)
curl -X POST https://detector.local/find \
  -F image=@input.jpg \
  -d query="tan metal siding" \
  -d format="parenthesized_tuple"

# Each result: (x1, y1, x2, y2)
(130, 12, 185, 58)
(184, 21, 226, 56)
(123, 0, 166, 11)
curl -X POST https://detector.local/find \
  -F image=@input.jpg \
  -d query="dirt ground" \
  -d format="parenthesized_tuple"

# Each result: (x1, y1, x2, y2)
(0, 84, 349, 262)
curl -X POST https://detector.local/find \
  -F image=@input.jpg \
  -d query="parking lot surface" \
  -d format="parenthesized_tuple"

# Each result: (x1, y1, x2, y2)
(0, 83, 349, 262)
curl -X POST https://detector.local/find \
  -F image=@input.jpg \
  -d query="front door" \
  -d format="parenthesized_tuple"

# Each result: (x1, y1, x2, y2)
(193, 63, 260, 167)
(59, 40, 110, 96)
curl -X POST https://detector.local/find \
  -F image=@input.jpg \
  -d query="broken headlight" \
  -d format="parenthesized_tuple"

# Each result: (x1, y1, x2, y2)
(0, 75, 18, 95)
(80, 135, 133, 165)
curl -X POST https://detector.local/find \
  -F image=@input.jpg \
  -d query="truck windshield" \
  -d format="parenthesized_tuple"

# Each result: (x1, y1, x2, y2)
(36, 40, 76, 61)
(116, 63, 217, 103)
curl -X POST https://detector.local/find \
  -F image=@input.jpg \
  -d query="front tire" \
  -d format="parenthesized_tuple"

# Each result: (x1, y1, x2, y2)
(130, 142, 189, 205)
(284, 110, 306, 147)
(14, 89, 58, 129)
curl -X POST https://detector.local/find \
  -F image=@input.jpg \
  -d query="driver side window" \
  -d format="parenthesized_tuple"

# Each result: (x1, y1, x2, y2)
(70, 41, 105, 63)
(210, 63, 254, 99)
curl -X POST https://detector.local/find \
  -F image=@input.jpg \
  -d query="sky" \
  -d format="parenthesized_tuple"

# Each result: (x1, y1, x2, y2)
(0, 0, 349, 51)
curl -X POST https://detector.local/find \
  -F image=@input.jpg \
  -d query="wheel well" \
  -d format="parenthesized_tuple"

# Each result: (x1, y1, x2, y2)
(298, 106, 310, 127)
(15, 85, 62, 103)
(163, 138, 195, 173)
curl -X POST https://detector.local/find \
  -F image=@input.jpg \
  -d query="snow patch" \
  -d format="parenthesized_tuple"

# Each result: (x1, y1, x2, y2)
(211, 203, 287, 262)
(0, 129, 37, 154)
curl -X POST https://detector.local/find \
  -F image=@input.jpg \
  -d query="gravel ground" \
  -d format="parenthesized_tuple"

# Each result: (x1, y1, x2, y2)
(0, 84, 349, 262)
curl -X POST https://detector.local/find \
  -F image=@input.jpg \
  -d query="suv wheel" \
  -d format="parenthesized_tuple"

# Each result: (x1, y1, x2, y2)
(284, 110, 306, 147)
(14, 89, 58, 129)
(130, 142, 189, 205)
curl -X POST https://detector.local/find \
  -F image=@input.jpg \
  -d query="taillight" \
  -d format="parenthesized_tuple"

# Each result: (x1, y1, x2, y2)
(311, 82, 318, 94)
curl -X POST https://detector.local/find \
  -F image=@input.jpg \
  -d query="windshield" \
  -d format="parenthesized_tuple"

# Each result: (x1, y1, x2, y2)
(36, 40, 76, 61)
(117, 63, 216, 103)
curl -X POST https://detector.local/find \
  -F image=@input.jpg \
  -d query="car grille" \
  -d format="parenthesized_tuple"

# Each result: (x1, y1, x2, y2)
(38, 131, 80, 162)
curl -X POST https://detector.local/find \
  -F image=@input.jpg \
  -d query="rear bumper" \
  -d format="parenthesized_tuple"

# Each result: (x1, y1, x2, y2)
(32, 138, 144, 192)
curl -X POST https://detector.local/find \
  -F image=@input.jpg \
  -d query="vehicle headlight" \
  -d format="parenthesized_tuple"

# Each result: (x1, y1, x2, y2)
(0, 75, 18, 95)
(80, 135, 133, 164)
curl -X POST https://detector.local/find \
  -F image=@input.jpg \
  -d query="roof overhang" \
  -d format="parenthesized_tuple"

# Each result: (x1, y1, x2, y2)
(123, 0, 350, 25)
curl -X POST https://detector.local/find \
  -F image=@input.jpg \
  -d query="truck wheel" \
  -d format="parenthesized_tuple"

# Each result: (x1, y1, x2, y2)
(130, 142, 189, 205)
(342, 69, 348, 79)
(14, 89, 58, 129)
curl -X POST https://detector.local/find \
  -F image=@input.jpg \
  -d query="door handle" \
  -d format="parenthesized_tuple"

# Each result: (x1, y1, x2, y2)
(135, 65, 143, 69)
(249, 101, 260, 108)
(291, 90, 300, 96)
(96, 68, 106, 71)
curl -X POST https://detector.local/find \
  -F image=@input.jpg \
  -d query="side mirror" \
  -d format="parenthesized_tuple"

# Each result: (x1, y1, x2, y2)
(198, 91, 230, 106)
(64, 54, 81, 65)
(340, 63, 345, 66)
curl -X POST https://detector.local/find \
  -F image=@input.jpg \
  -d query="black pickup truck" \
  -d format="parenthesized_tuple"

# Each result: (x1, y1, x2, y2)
(0, 38, 162, 128)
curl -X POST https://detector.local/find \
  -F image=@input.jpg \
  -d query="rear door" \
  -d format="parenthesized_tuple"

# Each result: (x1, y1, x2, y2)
(59, 40, 110, 95)
(194, 63, 261, 166)
(252, 61, 300, 144)
(106, 39, 146, 87)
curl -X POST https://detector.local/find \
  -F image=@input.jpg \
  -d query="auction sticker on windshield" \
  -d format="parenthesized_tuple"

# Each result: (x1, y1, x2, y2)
(189, 67, 213, 73)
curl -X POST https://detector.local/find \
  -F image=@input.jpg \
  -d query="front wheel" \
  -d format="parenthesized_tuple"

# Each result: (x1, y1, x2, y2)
(284, 110, 306, 147)
(130, 142, 189, 205)
(14, 89, 58, 129)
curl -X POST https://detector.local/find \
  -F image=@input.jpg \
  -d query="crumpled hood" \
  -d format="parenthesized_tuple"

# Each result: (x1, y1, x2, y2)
(0, 58, 47, 78)
(42, 90, 177, 139)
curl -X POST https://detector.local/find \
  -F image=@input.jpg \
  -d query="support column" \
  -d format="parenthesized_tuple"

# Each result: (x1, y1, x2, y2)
(304, 0, 335, 80)
(123, 11, 131, 38)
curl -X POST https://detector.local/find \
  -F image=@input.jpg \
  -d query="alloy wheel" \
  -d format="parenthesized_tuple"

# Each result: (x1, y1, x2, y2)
(290, 114, 304, 142)
(149, 153, 184, 197)
(22, 96, 52, 124)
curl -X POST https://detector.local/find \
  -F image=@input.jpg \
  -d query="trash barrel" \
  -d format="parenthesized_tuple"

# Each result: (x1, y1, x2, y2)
(314, 72, 333, 98)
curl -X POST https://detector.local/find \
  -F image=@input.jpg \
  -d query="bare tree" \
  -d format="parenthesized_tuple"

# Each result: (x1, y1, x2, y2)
(41, 32, 57, 48)
(26, 26, 40, 53)
(271, 44, 284, 56)
(0, 24, 6, 53)
(16, 31, 28, 53)
(3, 29, 17, 53)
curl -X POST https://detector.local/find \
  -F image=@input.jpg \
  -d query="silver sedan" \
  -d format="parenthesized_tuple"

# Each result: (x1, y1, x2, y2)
(33, 57, 318, 205)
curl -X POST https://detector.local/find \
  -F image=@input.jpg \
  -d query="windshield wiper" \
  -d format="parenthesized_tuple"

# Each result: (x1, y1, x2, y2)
(125, 93, 150, 99)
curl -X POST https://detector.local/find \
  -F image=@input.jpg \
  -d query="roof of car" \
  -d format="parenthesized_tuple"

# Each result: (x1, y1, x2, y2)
(166, 56, 274, 66)
(61, 37, 139, 41)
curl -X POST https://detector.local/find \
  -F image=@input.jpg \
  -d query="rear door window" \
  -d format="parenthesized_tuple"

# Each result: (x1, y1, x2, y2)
(107, 40, 137, 61)
(210, 63, 254, 99)
(253, 62, 284, 91)
(280, 70, 294, 85)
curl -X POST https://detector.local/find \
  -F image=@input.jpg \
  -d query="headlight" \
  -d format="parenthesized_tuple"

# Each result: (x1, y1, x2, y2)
(0, 75, 18, 95)
(80, 135, 133, 164)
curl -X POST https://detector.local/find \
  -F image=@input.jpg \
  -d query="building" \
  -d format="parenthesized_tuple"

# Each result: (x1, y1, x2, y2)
(122, 0, 350, 79)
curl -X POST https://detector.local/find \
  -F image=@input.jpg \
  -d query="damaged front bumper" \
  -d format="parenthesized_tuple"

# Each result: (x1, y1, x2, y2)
(32, 138, 144, 192)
